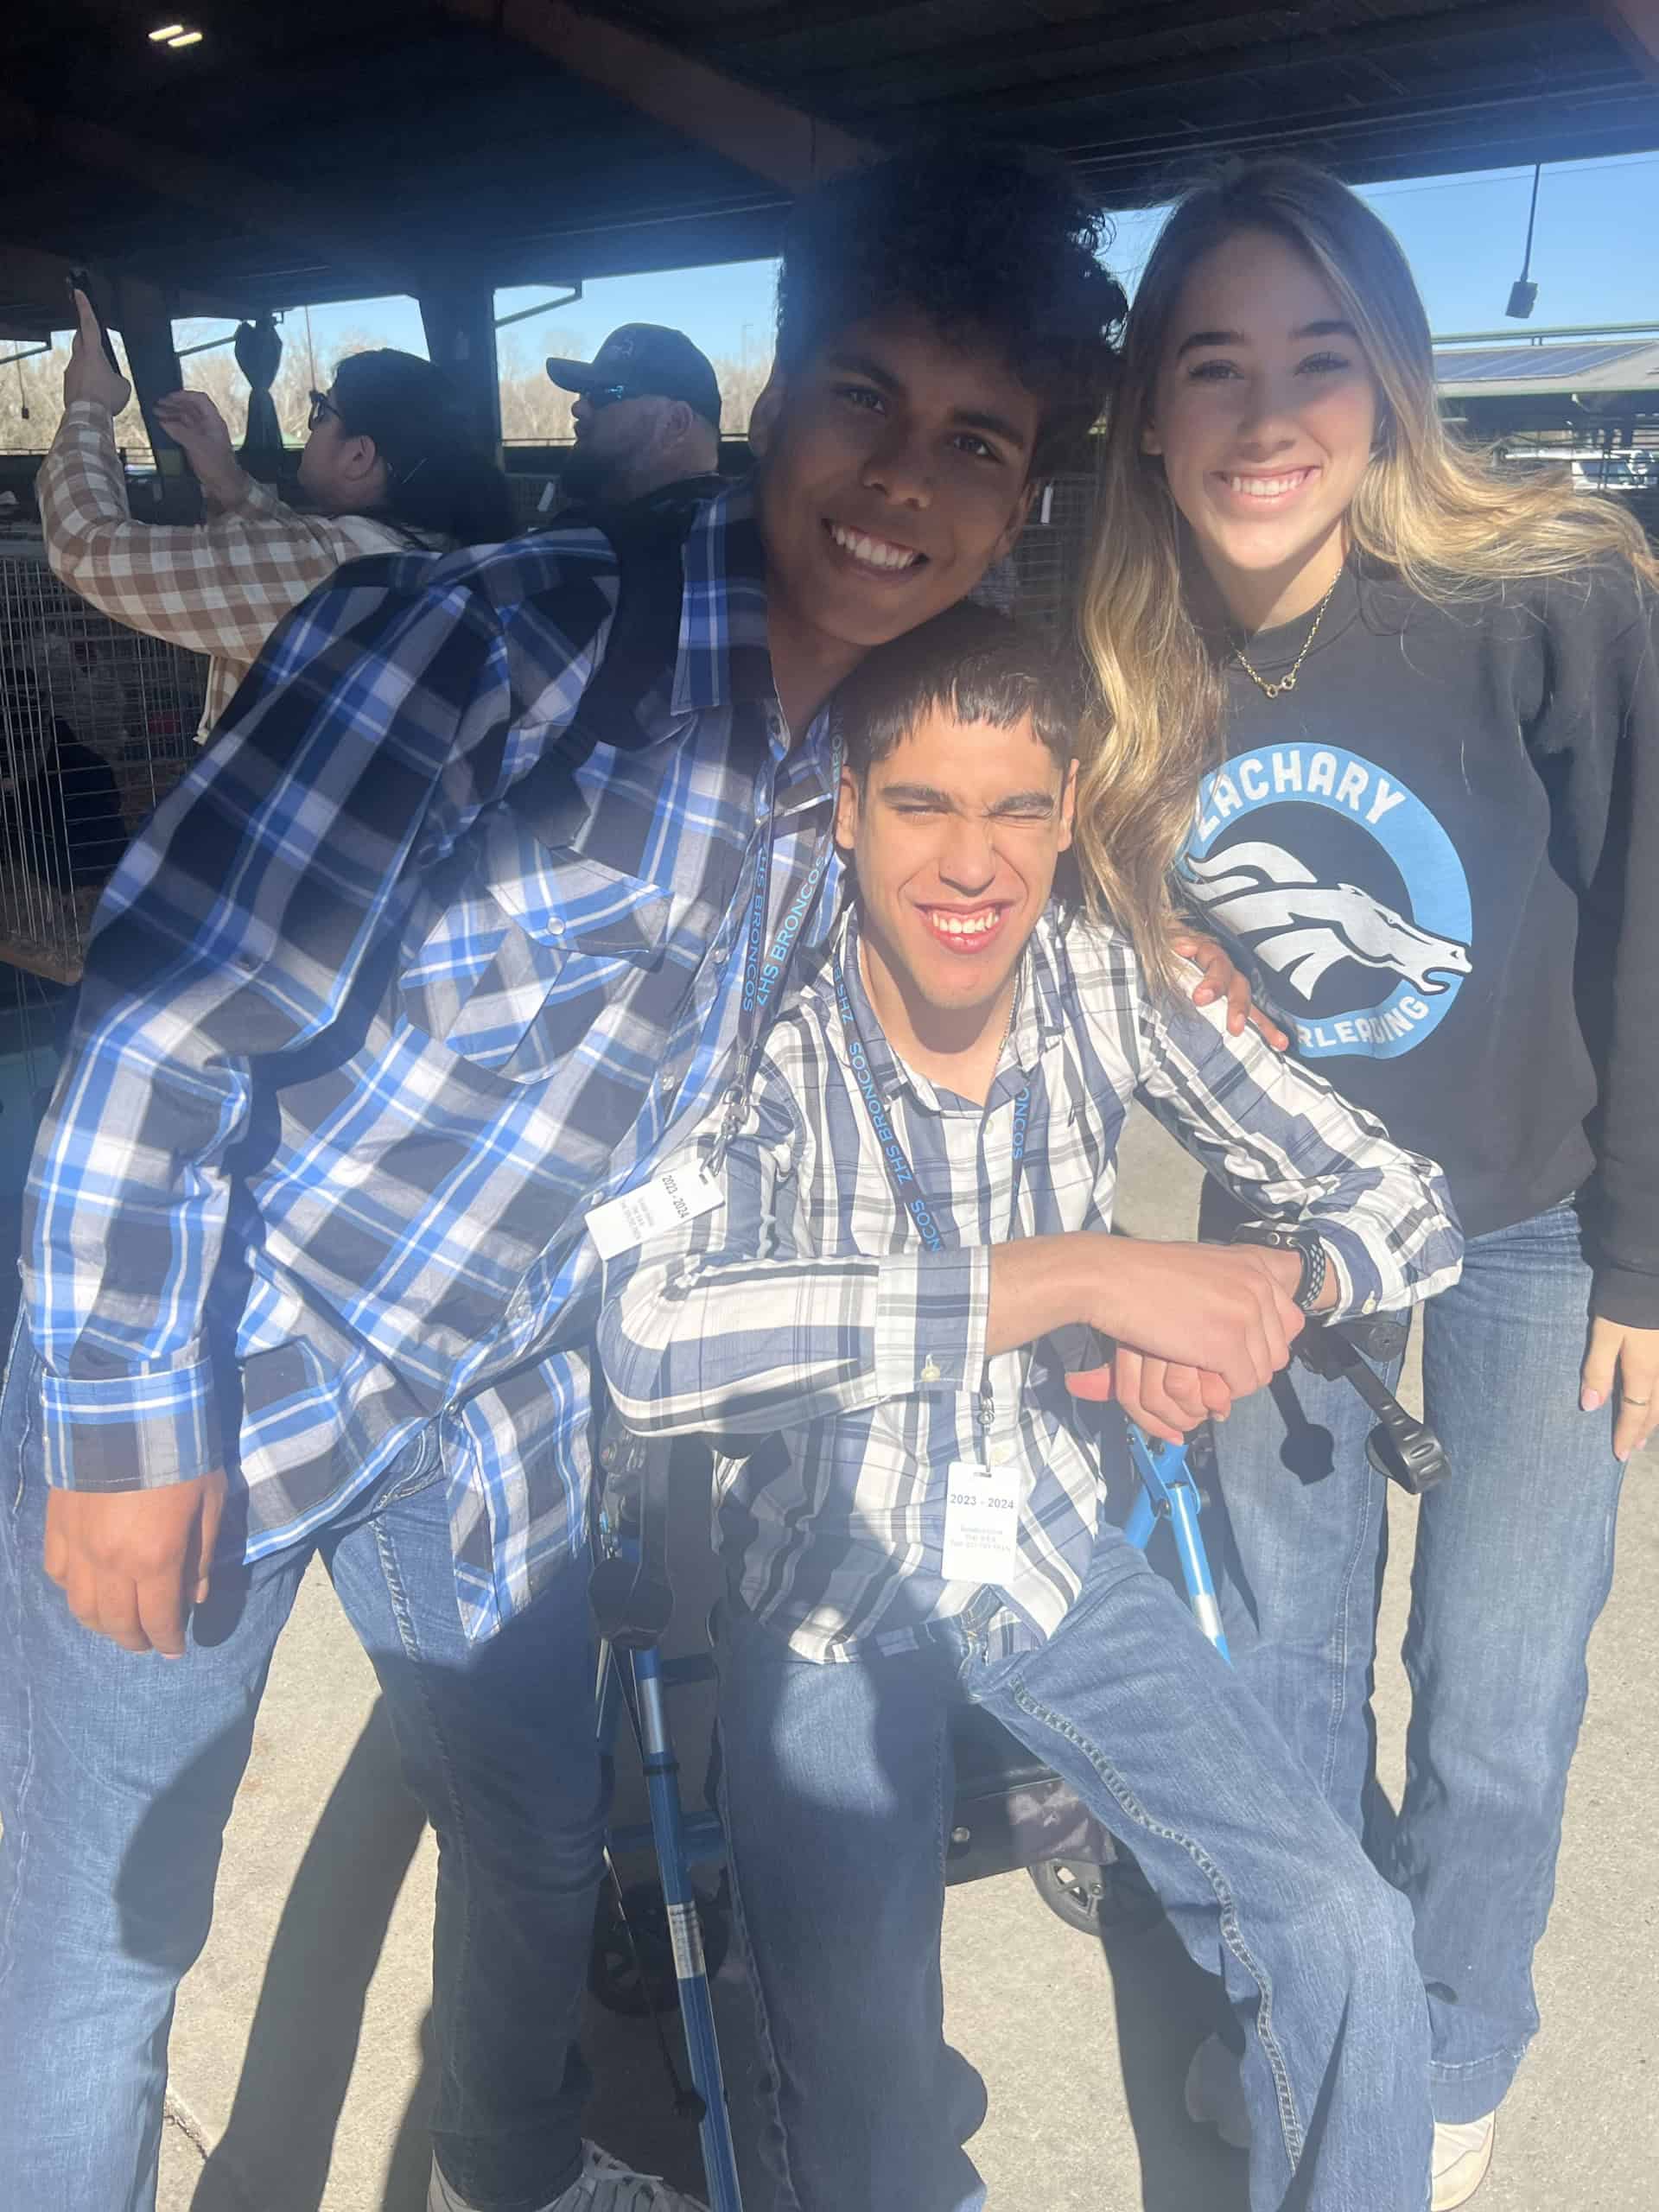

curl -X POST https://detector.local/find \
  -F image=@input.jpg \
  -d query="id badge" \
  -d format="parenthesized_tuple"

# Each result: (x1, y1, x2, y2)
(941, 1459, 1020, 1587)
(586, 1162, 722, 1261)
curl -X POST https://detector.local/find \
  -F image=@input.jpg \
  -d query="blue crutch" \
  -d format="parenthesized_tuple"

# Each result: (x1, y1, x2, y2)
(1122, 1422, 1231, 1657)
(589, 1434, 745, 2212)
(1020, 1327, 1452, 1935)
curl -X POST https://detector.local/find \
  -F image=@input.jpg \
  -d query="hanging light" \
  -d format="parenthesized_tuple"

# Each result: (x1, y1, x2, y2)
(1506, 163, 1541, 320)
(147, 22, 186, 37)
(168, 29, 203, 45)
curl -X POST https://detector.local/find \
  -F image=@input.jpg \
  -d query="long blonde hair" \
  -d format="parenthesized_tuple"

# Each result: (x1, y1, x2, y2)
(1076, 158, 1659, 985)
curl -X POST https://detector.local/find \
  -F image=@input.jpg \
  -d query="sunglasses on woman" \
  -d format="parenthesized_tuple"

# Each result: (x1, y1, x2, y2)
(307, 389, 343, 431)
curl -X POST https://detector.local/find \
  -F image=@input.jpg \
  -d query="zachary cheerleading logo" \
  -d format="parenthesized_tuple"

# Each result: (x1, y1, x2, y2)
(1181, 743, 1472, 1062)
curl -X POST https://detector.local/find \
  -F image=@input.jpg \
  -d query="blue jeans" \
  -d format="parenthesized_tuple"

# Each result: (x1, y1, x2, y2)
(717, 1519, 1432, 2212)
(0, 1323, 607, 2212)
(1203, 1197, 1628, 2125)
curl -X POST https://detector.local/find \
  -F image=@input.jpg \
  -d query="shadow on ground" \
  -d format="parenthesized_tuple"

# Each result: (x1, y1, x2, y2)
(1099, 1907, 1249, 2212)
(177, 1700, 430, 2210)
(167, 1683, 1249, 2212)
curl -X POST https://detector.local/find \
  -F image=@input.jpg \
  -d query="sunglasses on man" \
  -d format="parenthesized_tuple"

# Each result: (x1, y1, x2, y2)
(581, 384, 657, 412)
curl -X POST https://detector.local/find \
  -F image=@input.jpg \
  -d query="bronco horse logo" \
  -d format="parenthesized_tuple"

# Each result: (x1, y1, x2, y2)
(1185, 842, 1473, 1001)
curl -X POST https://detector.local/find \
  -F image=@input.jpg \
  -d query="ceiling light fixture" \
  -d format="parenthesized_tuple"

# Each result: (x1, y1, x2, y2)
(167, 29, 203, 45)
(148, 22, 186, 38)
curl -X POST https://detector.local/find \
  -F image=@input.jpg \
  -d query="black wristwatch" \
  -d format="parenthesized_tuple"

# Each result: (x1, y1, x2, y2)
(1231, 1223, 1329, 1313)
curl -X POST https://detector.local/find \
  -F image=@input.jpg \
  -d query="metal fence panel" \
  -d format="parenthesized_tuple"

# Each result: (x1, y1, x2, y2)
(0, 538, 204, 986)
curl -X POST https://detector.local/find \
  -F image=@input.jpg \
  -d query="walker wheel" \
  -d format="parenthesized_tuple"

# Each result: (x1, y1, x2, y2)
(588, 1880, 731, 2017)
(1028, 1846, 1163, 1940)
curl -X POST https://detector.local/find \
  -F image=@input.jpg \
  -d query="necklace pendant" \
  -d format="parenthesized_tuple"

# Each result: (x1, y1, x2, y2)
(1263, 680, 1282, 700)
(1278, 670, 1298, 692)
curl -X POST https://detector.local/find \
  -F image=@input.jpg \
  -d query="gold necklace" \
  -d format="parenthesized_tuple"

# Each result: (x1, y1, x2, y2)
(1234, 566, 1344, 700)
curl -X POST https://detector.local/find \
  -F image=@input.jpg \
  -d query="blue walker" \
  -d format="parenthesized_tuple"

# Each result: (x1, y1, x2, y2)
(587, 1326, 1446, 2212)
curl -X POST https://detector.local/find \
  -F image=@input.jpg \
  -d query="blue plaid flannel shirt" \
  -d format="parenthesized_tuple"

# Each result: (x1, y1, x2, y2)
(599, 905, 1463, 1663)
(24, 485, 842, 1640)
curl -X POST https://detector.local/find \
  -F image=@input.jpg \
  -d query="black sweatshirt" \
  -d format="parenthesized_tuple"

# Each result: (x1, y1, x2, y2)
(1179, 561, 1659, 1326)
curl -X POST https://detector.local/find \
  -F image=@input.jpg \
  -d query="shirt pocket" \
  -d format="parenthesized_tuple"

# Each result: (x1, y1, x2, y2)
(237, 1338, 332, 1488)
(399, 807, 671, 1085)
(869, 1384, 985, 1489)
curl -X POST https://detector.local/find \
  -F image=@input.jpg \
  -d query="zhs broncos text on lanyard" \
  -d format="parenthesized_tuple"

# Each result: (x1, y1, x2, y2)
(832, 942, 1030, 1589)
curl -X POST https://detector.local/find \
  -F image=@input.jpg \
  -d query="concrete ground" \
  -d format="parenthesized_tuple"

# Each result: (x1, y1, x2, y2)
(143, 1111, 1656, 2211)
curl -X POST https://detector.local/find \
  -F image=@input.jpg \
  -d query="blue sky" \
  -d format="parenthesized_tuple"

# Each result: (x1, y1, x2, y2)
(179, 149, 1658, 378)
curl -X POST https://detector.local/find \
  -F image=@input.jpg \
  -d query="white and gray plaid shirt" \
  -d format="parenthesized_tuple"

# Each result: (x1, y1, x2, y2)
(600, 903, 1462, 1663)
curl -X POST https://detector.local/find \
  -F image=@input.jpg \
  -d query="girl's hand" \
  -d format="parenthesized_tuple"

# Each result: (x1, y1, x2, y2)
(1581, 1317, 1659, 1464)
(1173, 930, 1289, 1052)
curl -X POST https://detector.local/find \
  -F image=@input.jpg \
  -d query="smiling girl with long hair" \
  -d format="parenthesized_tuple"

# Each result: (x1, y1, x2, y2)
(1077, 160, 1657, 2209)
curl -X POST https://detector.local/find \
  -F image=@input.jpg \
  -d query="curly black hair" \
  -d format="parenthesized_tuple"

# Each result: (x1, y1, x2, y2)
(774, 143, 1126, 474)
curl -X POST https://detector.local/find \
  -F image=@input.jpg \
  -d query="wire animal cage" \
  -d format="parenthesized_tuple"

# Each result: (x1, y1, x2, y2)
(1009, 472, 1103, 642)
(0, 540, 204, 988)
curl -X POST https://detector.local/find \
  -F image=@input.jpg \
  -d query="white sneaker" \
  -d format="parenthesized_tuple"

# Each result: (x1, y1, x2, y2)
(429, 2140, 709, 2212)
(1183, 2032, 1250, 2151)
(1432, 2113, 1496, 2209)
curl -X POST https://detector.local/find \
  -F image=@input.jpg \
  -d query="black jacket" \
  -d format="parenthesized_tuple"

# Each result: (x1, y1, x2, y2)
(1181, 562, 1659, 1326)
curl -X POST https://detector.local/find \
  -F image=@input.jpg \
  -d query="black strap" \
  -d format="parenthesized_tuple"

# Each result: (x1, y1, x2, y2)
(505, 499, 707, 852)
(1295, 1320, 1451, 1493)
(566, 498, 706, 760)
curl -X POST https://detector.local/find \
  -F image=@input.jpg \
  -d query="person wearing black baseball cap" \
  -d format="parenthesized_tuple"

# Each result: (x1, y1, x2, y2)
(547, 323, 725, 511)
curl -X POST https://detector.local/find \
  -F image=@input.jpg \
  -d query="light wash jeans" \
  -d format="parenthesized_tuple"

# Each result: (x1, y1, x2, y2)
(716, 1514, 1433, 2212)
(0, 1320, 607, 2212)
(1202, 1196, 1628, 2125)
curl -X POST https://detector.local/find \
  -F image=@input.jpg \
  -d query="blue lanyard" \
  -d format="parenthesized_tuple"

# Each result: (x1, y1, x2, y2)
(830, 942, 1030, 1255)
(832, 939, 1028, 1433)
(712, 721, 843, 1166)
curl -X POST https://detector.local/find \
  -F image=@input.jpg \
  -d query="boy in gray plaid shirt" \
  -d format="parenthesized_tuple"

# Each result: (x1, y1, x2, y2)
(600, 606, 1461, 2212)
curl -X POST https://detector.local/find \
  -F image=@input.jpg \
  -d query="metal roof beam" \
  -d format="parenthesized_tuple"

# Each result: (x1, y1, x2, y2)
(893, 1, 1569, 120)
(0, 238, 249, 327)
(0, 90, 417, 302)
(789, 0, 1307, 96)
(698, 0, 1286, 55)
(439, 0, 875, 191)
(1058, 76, 1648, 193)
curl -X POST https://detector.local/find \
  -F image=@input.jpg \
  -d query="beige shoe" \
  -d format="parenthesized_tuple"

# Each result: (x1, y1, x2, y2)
(1432, 2113, 1496, 2209)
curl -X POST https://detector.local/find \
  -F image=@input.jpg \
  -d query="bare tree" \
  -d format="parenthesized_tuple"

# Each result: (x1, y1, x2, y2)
(0, 335, 149, 458)
(3, 313, 777, 469)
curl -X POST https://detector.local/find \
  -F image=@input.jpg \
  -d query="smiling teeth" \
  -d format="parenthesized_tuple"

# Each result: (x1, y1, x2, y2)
(1228, 471, 1312, 499)
(830, 522, 922, 570)
(931, 911, 997, 937)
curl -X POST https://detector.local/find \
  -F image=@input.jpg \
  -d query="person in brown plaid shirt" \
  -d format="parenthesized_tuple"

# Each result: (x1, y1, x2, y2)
(39, 289, 512, 741)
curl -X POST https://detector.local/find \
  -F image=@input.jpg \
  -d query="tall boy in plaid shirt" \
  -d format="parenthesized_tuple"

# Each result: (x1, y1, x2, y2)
(0, 152, 1206, 2212)
(600, 608, 1463, 2212)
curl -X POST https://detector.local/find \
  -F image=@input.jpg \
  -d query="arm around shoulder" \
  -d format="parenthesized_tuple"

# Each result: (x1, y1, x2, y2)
(1132, 969, 1463, 1319)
